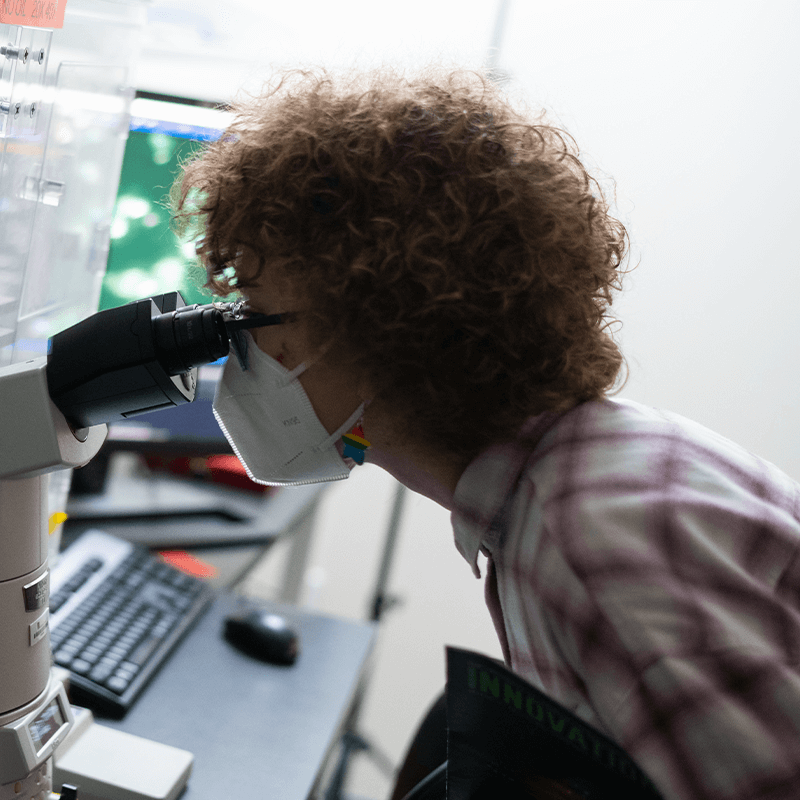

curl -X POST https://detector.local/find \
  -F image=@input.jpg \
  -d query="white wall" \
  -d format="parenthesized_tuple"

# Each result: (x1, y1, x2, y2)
(500, 1, 800, 479)
(135, 0, 496, 101)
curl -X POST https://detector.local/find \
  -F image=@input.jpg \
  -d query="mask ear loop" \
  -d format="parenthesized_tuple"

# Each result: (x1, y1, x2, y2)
(275, 360, 308, 387)
(222, 306, 298, 372)
(229, 330, 308, 385)
(274, 335, 334, 387)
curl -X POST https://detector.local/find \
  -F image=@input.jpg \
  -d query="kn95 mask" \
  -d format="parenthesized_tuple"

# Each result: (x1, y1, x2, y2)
(212, 331, 366, 486)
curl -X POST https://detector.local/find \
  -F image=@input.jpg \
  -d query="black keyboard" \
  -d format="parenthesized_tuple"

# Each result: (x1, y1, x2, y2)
(49, 529, 215, 718)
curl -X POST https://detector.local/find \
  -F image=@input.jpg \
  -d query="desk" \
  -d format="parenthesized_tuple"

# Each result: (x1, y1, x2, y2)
(94, 593, 376, 800)
(59, 471, 373, 798)
(65, 472, 324, 551)
(65, 474, 326, 598)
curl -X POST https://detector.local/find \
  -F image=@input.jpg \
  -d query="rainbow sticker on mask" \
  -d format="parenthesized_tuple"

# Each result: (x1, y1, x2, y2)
(342, 423, 370, 464)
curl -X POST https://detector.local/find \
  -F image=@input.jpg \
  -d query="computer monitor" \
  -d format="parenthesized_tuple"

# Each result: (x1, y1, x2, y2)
(100, 91, 235, 456)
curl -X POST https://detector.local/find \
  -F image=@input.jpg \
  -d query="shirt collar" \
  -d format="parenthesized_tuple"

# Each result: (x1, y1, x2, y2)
(450, 411, 564, 577)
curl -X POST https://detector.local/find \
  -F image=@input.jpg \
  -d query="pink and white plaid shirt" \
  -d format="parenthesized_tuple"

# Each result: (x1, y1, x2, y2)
(451, 398, 800, 800)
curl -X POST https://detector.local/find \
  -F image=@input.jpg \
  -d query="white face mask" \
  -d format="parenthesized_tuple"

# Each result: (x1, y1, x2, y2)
(212, 331, 366, 486)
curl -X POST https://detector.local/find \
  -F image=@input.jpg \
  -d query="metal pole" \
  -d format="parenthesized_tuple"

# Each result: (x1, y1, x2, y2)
(485, 0, 512, 83)
(368, 481, 407, 623)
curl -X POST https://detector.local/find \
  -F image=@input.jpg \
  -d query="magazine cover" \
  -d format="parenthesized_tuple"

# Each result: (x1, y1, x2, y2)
(446, 647, 664, 800)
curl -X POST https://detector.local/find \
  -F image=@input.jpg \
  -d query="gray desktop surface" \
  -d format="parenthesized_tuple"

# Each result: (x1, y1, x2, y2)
(97, 593, 376, 800)
(66, 474, 325, 549)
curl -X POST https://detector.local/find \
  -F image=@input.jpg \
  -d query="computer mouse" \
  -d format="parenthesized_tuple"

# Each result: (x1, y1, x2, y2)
(223, 608, 300, 666)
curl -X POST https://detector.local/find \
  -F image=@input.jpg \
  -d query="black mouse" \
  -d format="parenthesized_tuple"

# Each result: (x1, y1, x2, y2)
(223, 608, 300, 665)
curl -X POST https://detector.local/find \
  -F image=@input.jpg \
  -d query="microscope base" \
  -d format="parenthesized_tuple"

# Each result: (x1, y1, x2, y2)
(53, 708, 193, 800)
(0, 759, 52, 800)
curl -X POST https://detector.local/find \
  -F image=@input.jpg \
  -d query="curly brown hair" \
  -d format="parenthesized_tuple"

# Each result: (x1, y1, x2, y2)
(173, 67, 629, 461)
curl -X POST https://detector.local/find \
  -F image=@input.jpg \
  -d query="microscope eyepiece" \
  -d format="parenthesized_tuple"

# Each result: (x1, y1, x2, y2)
(46, 291, 300, 428)
(152, 304, 229, 376)
(46, 291, 232, 428)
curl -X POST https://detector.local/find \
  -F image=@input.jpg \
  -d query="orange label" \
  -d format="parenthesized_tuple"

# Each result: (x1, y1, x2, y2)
(0, 0, 67, 28)
(159, 550, 218, 580)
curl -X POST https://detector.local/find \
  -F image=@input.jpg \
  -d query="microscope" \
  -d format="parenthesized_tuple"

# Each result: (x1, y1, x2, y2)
(0, 293, 236, 799)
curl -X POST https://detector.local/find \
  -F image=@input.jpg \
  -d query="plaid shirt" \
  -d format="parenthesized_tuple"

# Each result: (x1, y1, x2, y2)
(451, 398, 800, 800)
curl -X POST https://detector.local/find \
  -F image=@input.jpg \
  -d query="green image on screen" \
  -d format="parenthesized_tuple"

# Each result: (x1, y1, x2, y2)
(99, 128, 214, 311)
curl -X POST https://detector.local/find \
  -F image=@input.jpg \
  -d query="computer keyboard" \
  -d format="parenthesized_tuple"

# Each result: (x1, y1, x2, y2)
(49, 529, 215, 718)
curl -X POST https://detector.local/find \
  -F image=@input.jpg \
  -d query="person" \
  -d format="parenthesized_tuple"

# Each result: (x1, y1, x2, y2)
(173, 67, 800, 800)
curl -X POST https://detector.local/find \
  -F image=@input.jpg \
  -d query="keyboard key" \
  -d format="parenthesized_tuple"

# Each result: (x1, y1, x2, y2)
(89, 664, 114, 683)
(50, 593, 69, 613)
(54, 652, 73, 668)
(129, 635, 161, 667)
(116, 664, 138, 682)
(58, 642, 83, 659)
(94, 633, 115, 650)
(97, 655, 122, 673)
(106, 676, 130, 694)
(70, 629, 91, 643)
(81, 647, 105, 665)
(172, 595, 192, 612)
(70, 659, 92, 675)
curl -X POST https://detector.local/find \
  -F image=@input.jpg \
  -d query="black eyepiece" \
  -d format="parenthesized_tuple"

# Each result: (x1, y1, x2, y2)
(152, 304, 230, 375)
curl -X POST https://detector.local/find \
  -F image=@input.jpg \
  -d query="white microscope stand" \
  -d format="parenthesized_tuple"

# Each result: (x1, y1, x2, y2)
(0, 357, 106, 799)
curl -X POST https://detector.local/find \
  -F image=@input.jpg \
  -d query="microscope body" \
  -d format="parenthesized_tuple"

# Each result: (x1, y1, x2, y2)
(0, 358, 106, 796)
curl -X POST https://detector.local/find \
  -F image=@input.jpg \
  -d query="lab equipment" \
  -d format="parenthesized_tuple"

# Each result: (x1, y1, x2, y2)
(0, 674, 73, 797)
(53, 706, 194, 800)
(1, 3, 225, 796)
(2, 5, 147, 779)
(0, 333, 108, 799)
(47, 293, 286, 429)
(0, 290, 203, 793)
(0, 291, 238, 794)
(224, 607, 300, 666)
(0, 3, 148, 370)
(1, 288, 300, 793)
(45, 291, 227, 429)
(49, 530, 214, 718)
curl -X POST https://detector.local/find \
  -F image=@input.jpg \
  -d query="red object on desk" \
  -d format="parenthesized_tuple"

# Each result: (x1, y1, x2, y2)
(143, 453, 272, 495)
(205, 454, 270, 493)
(159, 551, 218, 579)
